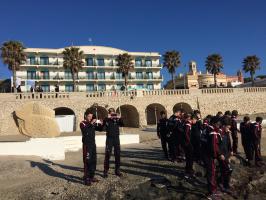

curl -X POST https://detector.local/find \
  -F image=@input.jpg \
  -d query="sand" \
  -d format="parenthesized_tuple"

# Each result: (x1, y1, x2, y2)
(0, 128, 265, 200)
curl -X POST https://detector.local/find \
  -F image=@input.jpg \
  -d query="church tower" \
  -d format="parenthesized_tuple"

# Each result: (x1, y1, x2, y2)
(189, 61, 197, 75)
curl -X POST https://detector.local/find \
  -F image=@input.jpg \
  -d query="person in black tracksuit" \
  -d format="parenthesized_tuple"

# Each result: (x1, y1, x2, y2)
(157, 111, 170, 159)
(230, 110, 239, 154)
(240, 116, 252, 165)
(167, 110, 184, 162)
(103, 108, 124, 178)
(219, 117, 233, 192)
(80, 109, 103, 185)
(205, 116, 222, 196)
(191, 110, 202, 163)
(251, 117, 263, 167)
(200, 115, 212, 166)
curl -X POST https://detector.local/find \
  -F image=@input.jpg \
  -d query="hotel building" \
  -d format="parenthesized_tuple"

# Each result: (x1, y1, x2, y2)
(16, 46, 162, 92)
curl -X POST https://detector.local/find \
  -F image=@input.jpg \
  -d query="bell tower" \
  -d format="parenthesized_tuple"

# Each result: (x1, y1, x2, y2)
(189, 61, 197, 75)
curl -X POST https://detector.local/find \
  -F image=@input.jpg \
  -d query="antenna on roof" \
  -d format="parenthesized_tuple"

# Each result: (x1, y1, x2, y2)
(88, 38, 93, 45)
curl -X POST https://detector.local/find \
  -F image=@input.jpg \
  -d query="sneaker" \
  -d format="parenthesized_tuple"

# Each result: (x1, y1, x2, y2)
(103, 172, 108, 178)
(91, 177, 99, 183)
(84, 178, 92, 186)
(115, 171, 123, 177)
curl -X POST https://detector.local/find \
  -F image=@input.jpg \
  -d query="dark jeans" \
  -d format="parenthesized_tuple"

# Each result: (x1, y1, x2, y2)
(104, 137, 121, 173)
(183, 144, 194, 173)
(160, 134, 169, 158)
(219, 159, 232, 189)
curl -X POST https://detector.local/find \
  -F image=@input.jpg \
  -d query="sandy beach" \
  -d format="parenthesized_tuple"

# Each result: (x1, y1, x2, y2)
(0, 128, 265, 200)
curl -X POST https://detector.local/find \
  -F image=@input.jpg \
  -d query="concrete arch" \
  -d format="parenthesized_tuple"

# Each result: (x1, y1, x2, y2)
(173, 102, 193, 114)
(87, 106, 108, 120)
(54, 107, 76, 132)
(54, 107, 75, 115)
(146, 103, 167, 125)
(116, 104, 139, 128)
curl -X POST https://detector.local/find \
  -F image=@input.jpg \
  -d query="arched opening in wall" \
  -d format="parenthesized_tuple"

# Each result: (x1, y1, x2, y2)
(146, 103, 167, 125)
(87, 106, 108, 120)
(173, 102, 193, 114)
(54, 107, 76, 132)
(116, 105, 139, 128)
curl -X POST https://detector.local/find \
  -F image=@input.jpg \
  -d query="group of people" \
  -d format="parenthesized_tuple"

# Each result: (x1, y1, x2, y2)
(157, 109, 264, 197)
(80, 108, 123, 186)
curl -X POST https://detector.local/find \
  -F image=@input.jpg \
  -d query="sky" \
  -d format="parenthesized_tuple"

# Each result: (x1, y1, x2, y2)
(0, 0, 265, 85)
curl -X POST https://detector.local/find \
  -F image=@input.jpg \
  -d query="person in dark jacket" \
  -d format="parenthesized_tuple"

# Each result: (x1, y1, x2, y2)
(103, 108, 124, 178)
(80, 109, 103, 185)
(205, 116, 222, 197)
(230, 110, 239, 154)
(251, 116, 263, 167)
(219, 117, 233, 193)
(167, 109, 184, 162)
(157, 111, 169, 159)
(240, 116, 252, 165)
(200, 115, 212, 167)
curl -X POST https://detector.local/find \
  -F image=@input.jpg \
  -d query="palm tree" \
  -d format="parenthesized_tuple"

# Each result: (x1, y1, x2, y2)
(116, 53, 134, 90)
(242, 55, 260, 87)
(205, 54, 223, 88)
(62, 47, 84, 92)
(163, 51, 181, 89)
(1, 41, 26, 93)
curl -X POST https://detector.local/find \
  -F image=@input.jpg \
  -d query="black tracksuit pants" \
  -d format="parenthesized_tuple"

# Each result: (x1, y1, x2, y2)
(219, 159, 232, 189)
(242, 136, 253, 160)
(160, 133, 169, 158)
(252, 139, 262, 162)
(104, 136, 121, 173)
(83, 143, 97, 179)
(231, 131, 238, 153)
(183, 144, 194, 173)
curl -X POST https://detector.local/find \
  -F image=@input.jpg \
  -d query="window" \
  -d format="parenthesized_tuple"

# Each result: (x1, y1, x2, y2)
(40, 57, 49, 65)
(98, 84, 106, 91)
(147, 84, 154, 90)
(27, 71, 36, 79)
(87, 71, 94, 79)
(65, 84, 74, 92)
(146, 72, 153, 79)
(117, 84, 123, 90)
(86, 58, 94, 66)
(116, 72, 123, 79)
(136, 72, 143, 79)
(136, 84, 144, 89)
(97, 72, 105, 79)
(41, 85, 50, 92)
(145, 59, 152, 67)
(86, 84, 95, 92)
(135, 58, 142, 67)
(29, 57, 36, 65)
(97, 58, 105, 66)
(65, 71, 72, 79)
(40, 71, 49, 80)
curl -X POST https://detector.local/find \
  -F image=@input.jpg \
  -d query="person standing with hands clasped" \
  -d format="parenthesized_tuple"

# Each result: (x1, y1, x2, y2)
(80, 109, 103, 186)
(103, 108, 124, 178)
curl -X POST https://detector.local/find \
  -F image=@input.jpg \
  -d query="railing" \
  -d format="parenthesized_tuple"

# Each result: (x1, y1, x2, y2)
(201, 88, 234, 94)
(15, 92, 70, 100)
(86, 90, 137, 98)
(244, 87, 266, 93)
(143, 89, 190, 96)
(8, 87, 266, 100)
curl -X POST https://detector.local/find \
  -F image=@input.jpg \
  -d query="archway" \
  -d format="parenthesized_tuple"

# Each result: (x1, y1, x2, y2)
(173, 102, 193, 114)
(146, 103, 166, 125)
(54, 107, 76, 132)
(116, 105, 139, 127)
(87, 106, 108, 120)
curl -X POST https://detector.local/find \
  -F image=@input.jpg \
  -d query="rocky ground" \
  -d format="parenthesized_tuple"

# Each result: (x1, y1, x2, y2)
(0, 128, 265, 200)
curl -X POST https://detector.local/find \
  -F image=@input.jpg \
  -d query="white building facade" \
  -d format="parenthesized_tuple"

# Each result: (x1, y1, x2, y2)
(16, 46, 162, 92)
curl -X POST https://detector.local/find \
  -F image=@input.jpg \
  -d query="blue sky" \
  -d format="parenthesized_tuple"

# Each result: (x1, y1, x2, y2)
(0, 0, 266, 85)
